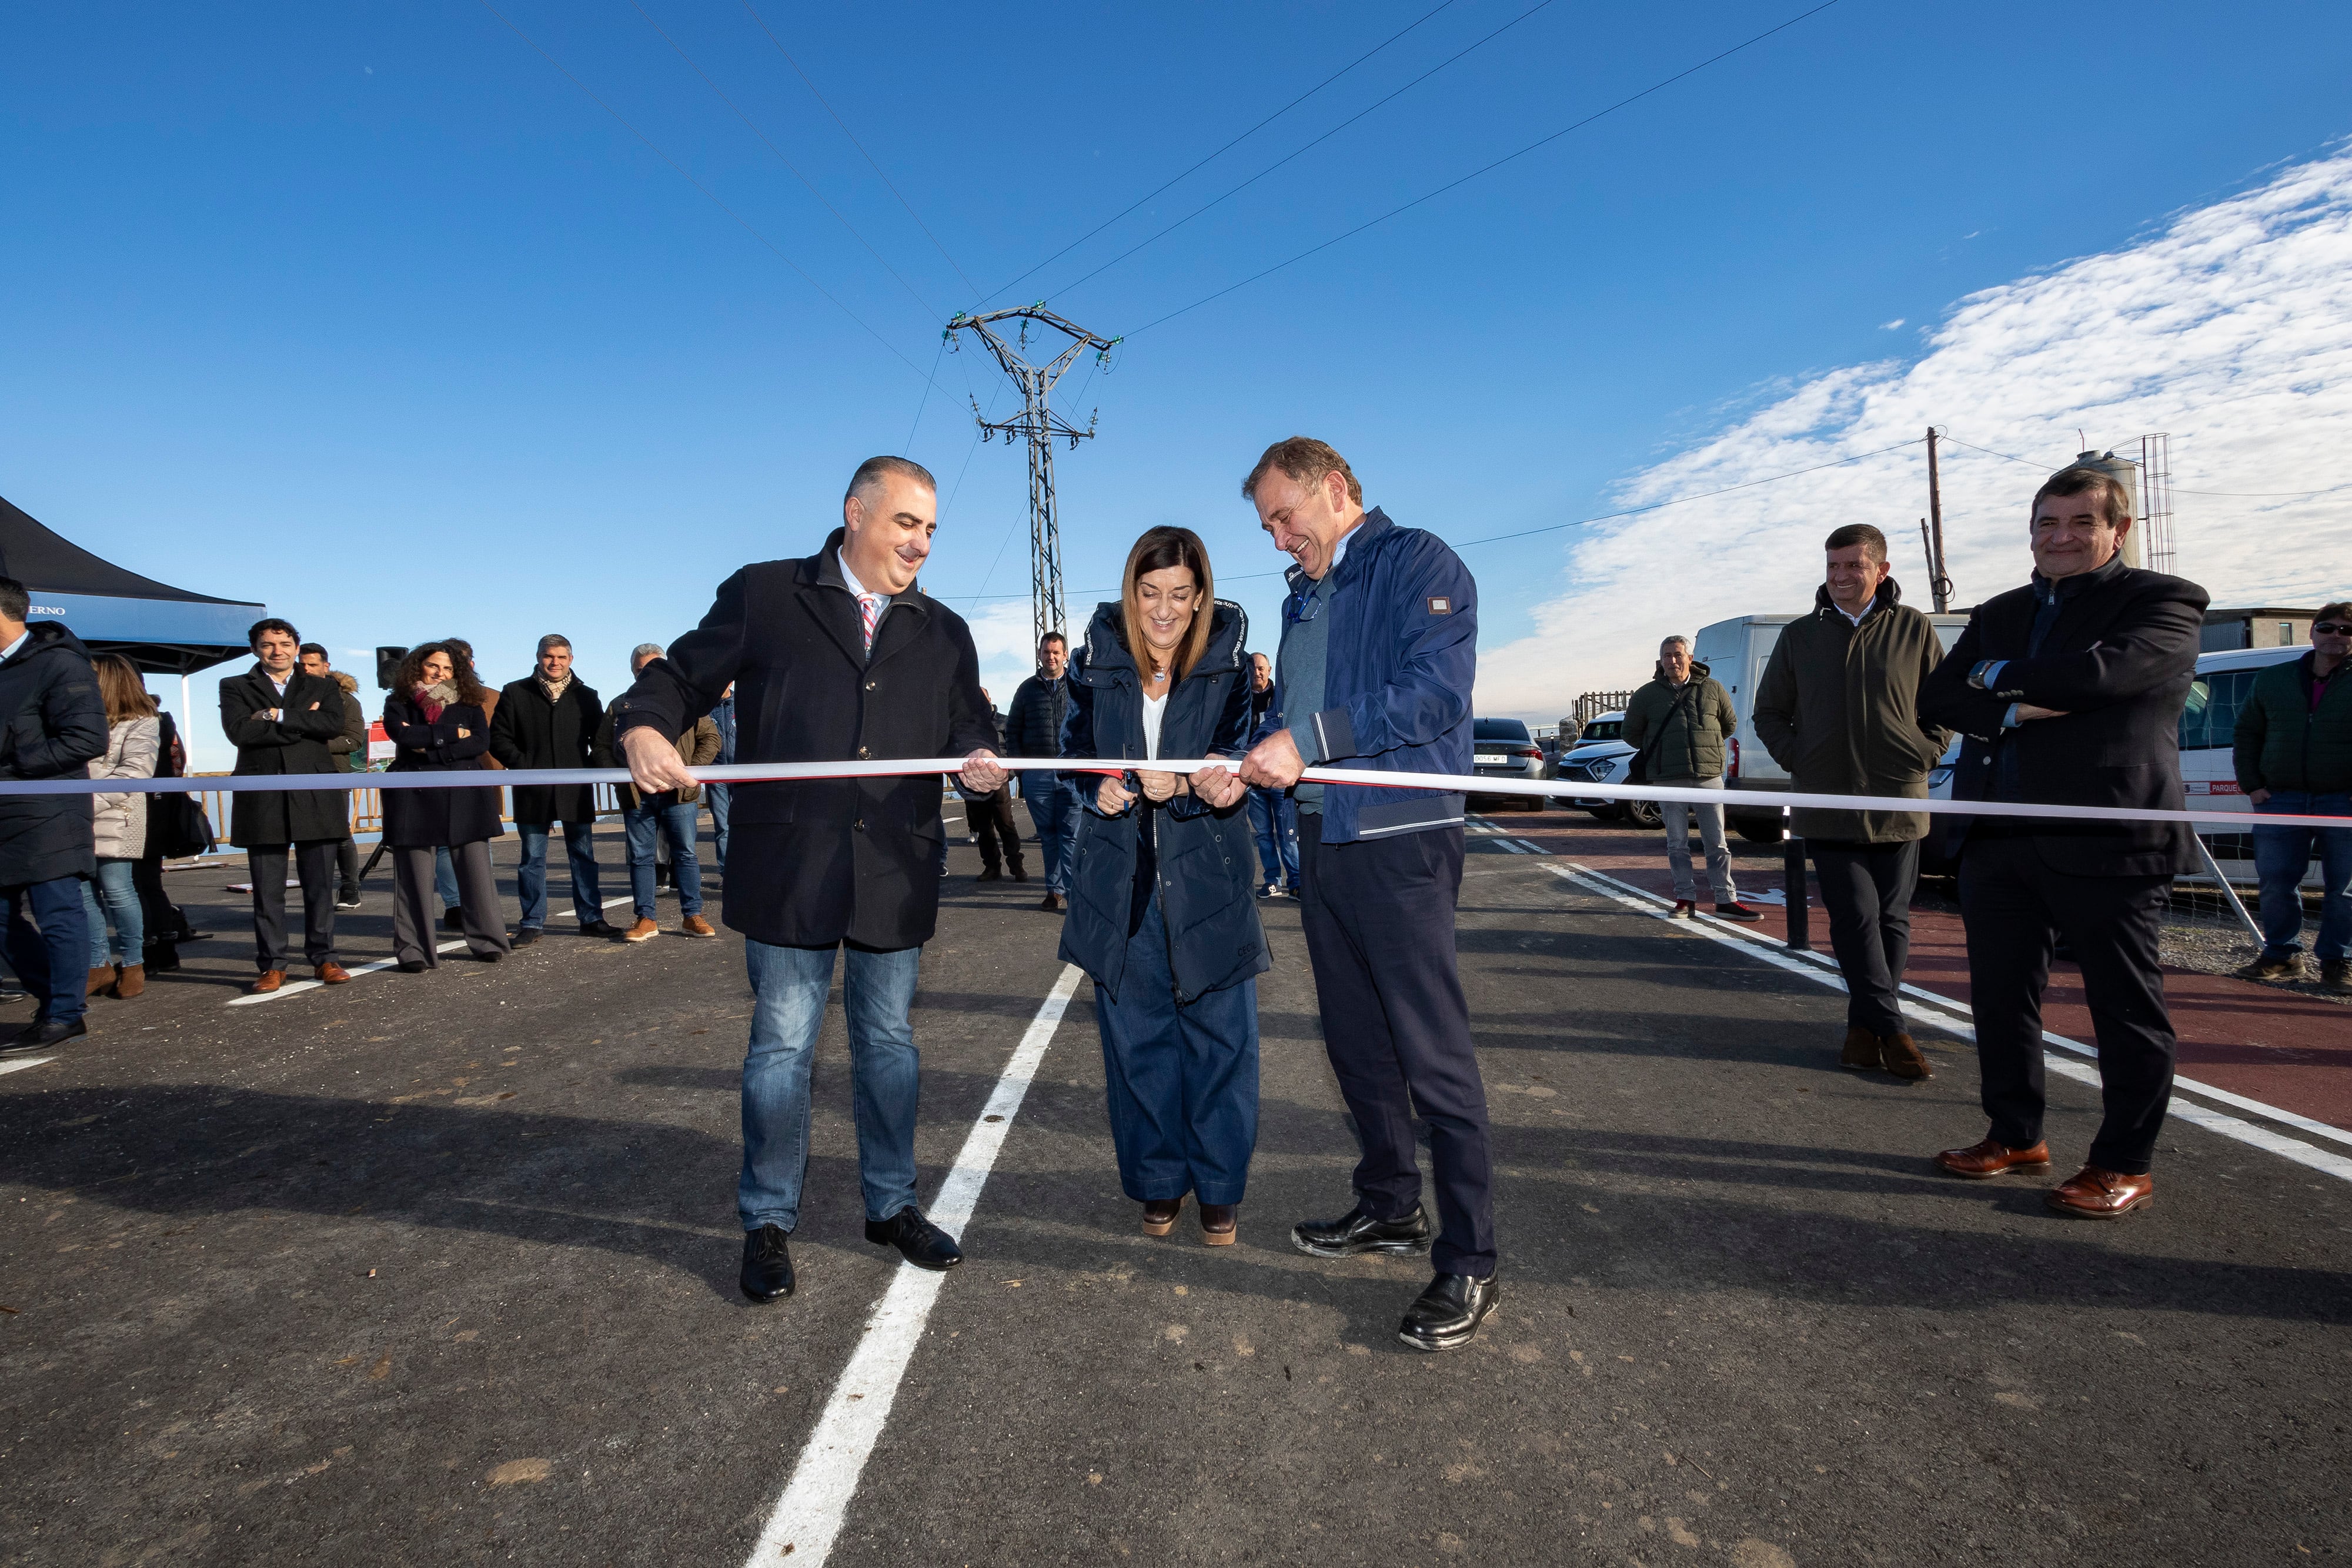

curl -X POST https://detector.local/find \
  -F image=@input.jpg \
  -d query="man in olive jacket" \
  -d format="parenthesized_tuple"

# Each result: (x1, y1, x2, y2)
(0, 578, 107, 1052)
(2230, 602, 2352, 989)
(1755, 525, 1952, 1078)
(1622, 638, 1756, 918)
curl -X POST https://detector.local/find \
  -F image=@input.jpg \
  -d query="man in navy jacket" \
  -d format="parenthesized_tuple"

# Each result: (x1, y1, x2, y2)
(1236, 436, 1496, 1352)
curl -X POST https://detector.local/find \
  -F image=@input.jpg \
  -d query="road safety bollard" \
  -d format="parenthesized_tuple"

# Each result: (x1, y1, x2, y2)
(1782, 810, 1810, 954)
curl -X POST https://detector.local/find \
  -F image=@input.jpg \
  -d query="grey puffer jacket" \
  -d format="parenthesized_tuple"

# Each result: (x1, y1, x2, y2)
(91, 715, 161, 860)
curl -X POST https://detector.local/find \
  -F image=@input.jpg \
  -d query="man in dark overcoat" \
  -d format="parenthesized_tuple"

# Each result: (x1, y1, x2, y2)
(0, 576, 107, 1052)
(1919, 465, 2208, 1219)
(219, 617, 352, 993)
(490, 634, 613, 944)
(614, 455, 1005, 1304)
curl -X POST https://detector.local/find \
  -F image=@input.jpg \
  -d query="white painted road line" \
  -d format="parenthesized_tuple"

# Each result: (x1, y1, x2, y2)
(1542, 860, 2352, 1185)
(743, 961, 1085, 1567)
(227, 896, 637, 1007)
(0, 1057, 56, 1076)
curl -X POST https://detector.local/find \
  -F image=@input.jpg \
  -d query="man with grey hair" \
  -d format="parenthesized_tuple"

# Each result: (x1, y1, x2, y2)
(599, 643, 720, 943)
(1623, 635, 1760, 920)
(490, 633, 616, 943)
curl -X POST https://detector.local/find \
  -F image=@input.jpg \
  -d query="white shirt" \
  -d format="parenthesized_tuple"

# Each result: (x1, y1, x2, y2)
(1832, 599, 1873, 627)
(837, 550, 888, 640)
(1141, 693, 1167, 762)
(0, 628, 28, 663)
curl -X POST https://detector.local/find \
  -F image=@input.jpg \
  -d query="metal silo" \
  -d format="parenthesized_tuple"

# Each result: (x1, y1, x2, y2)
(2070, 448, 2144, 569)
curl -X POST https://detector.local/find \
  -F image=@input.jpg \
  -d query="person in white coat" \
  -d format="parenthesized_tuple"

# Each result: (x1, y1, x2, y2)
(83, 654, 161, 999)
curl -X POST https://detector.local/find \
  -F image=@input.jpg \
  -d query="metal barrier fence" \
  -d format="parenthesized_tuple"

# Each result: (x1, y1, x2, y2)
(182, 774, 627, 847)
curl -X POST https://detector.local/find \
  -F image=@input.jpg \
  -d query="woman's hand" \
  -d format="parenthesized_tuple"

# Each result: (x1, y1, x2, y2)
(1096, 774, 1136, 814)
(455, 726, 472, 740)
(1136, 769, 1178, 804)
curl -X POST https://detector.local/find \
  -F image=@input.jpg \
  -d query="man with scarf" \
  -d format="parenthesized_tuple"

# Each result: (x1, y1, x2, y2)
(490, 635, 616, 944)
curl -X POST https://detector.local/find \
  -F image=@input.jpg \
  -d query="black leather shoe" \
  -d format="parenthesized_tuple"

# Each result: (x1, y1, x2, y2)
(2, 1016, 88, 1055)
(442, 909, 465, 932)
(740, 1224, 794, 1303)
(976, 867, 1003, 882)
(513, 928, 541, 948)
(577, 919, 620, 938)
(1398, 1271, 1499, 1352)
(1291, 1203, 1432, 1259)
(864, 1206, 963, 1271)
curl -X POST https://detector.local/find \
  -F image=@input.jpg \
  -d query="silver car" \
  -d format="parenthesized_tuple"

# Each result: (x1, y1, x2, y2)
(1547, 712, 1663, 828)
(1471, 717, 1546, 810)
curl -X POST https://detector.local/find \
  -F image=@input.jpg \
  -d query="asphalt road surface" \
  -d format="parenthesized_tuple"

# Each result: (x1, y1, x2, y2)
(4, 812, 2348, 1566)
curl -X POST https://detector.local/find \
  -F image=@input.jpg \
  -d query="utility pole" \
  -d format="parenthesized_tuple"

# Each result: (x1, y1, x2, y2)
(1925, 424, 1952, 611)
(946, 306, 1118, 653)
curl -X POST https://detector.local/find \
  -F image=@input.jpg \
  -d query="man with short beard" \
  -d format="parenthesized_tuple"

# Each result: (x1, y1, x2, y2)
(490, 635, 616, 944)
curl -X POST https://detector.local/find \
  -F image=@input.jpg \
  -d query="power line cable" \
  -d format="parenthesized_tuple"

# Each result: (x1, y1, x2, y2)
(629, 0, 939, 321)
(476, 0, 940, 386)
(1045, 0, 1557, 303)
(1126, 0, 1844, 336)
(738, 0, 982, 300)
(983, 0, 1463, 305)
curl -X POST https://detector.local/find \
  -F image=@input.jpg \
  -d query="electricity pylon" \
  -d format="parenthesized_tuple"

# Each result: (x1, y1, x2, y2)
(946, 306, 1117, 653)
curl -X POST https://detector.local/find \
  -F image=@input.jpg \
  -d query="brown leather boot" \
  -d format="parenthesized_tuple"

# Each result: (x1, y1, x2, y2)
(1198, 1203, 1238, 1246)
(1140, 1198, 1182, 1237)
(86, 965, 116, 999)
(1879, 1032, 1933, 1079)
(112, 964, 145, 999)
(1839, 1027, 1880, 1071)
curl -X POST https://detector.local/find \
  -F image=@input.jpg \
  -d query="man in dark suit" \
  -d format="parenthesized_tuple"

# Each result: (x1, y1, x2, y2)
(1918, 466, 2208, 1218)
(614, 455, 1005, 1304)
(220, 618, 353, 995)
(489, 634, 614, 945)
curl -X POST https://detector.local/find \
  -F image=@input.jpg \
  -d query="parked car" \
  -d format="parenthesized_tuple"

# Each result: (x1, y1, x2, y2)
(1471, 717, 1546, 810)
(1548, 712, 1662, 827)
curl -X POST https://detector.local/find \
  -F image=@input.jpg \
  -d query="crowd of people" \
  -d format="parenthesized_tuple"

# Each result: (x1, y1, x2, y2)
(0, 431, 2273, 1352)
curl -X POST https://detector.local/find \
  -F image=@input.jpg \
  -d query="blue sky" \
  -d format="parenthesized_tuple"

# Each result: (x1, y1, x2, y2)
(7, 1, 2352, 764)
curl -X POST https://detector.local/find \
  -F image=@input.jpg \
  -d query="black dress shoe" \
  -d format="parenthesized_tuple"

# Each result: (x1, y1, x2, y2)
(513, 928, 541, 948)
(396, 959, 430, 974)
(1398, 1271, 1499, 1352)
(1291, 1202, 1432, 1259)
(577, 918, 620, 938)
(1010, 865, 1028, 883)
(442, 909, 465, 932)
(2, 1016, 88, 1055)
(976, 867, 1003, 882)
(740, 1223, 794, 1303)
(864, 1206, 963, 1271)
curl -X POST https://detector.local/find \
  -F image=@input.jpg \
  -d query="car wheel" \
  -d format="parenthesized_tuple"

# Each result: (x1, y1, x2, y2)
(1625, 798, 1663, 830)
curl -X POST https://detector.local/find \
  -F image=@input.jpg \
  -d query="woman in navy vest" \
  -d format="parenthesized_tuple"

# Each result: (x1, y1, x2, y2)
(1060, 526, 1269, 1244)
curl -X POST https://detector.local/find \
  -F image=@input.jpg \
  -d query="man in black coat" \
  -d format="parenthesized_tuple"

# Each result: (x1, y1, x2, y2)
(1919, 466, 2209, 1219)
(614, 455, 1005, 1304)
(0, 577, 107, 1053)
(490, 634, 614, 944)
(220, 618, 353, 994)
(1004, 633, 1074, 911)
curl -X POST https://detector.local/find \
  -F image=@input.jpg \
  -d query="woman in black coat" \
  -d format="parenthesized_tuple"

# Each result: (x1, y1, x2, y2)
(1059, 526, 1268, 1246)
(382, 642, 510, 969)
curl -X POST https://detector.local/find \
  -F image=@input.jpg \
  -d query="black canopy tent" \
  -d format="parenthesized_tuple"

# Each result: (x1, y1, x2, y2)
(0, 493, 263, 676)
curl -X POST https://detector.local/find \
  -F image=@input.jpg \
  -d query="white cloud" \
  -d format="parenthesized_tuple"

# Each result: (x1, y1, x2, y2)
(1479, 143, 2352, 718)
(1879, 318, 1906, 330)
(961, 597, 1044, 707)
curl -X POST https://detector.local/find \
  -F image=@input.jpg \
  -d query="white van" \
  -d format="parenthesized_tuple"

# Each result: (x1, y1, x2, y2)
(2179, 644, 2307, 878)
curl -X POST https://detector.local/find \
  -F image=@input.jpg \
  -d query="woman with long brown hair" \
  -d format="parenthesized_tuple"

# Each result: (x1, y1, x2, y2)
(82, 654, 161, 999)
(1058, 526, 1267, 1245)
(381, 641, 510, 970)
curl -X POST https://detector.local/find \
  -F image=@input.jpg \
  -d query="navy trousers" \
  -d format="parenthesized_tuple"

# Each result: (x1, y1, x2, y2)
(4, 876, 92, 1027)
(1295, 818, 1495, 1277)
(1095, 892, 1259, 1205)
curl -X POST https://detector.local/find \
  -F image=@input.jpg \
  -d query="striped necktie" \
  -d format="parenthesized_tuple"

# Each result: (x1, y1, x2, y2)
(858, 593, 883, 654)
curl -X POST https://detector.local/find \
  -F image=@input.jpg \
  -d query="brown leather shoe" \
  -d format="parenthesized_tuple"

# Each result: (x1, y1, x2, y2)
(624, 917, 659, 944)
(316, 961, 352, 985)
(1934, 1136, 2051, 1179)
(1840, 1027, 1880, 1071)
(2046, 1165, 2154, 1219)
(87, 965, 117, 999)
(249, 969, 286, 994)
(1879, 1032, 1933, 1080)
(1141, 1198, 1182, 1237)
(113, 963, 146, 999)
(1198, 1203, 1237, 1246)
(679, 914, 719, 938)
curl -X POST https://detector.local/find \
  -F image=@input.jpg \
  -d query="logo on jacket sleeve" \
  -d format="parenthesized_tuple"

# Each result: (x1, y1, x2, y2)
(1427, 596, 1452, 615)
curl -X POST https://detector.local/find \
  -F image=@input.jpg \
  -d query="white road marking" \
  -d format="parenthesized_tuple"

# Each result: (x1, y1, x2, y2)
(227, 897, 637, 1007)
(0, 1057, 56, 1076)
(1541, 860, 2352, 1184)
(743, 961, 1085, 1567)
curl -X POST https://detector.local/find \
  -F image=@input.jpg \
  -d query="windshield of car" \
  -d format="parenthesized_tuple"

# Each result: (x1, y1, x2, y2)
(1579, 720, 1623, 743)
(1474, 718, 1532, 744)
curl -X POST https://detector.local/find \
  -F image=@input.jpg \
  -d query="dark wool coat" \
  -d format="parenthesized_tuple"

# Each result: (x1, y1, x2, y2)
(0, 621, 108, 886)
(1919, 557, 2209, 877)
(490, 676, 604, 825)
(2232, 651, 2352, 797)
(381, 694, 506, 848)
(611, 528, 997, 950)
(1058, 600, 1268, 1005)
(220, 666, 352, 846)
(1752, 579, 1953, 844)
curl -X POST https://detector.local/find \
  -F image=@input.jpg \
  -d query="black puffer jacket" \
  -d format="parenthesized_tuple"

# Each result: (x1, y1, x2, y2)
(1004, 672, 1070, 758)
(0, 621, 108, 885)
(1058, 599, 1268, 1005)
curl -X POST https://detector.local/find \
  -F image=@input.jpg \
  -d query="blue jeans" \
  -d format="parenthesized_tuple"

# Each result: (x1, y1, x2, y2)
(1023, 774, 1080, 895)
(2252, 791, 2352, 961)
(516, 821, 602, 930)
(1097, 892, 1259, 1204)
(707, 783, 730, 872)
(5, 877, 92, 1025)
(738, 939, 924, 1231)
(1247, 787, 1298, 891)
(624, 802, 703, 918)
(434, 845, 459, 911)
(82, 859, 144, 965)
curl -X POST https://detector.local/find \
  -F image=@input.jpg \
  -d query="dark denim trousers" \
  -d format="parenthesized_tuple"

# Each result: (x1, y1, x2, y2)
(624, 802, 703, 918)
(707, 783, 731, 872)
(2251, 790, 2352, 962)
(1247, 786, 1298, 890)
(737, 939, 923, 1231)
(4, 875, 92, 1025)
(1022, 774, 1080, 895)
(515, 821, 602, 930)
(1810, 838, 1920, 1036)
(1095, 892, 1259, 1205)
